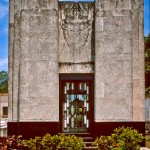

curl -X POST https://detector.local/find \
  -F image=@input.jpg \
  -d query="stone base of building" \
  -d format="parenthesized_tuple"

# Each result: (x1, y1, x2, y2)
(8, 121, 145, 146)
(8, 122, 61, 139)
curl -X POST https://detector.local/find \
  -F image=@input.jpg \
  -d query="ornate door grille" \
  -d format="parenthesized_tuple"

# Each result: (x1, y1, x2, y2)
(60, 74, 94, 133)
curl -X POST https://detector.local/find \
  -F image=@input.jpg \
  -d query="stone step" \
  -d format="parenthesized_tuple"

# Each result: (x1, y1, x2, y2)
(58, 132, 91, 137)
(82, 136, 93, 142)
(58, 147, 99, 150)
(58, 133, 94, 141)
(83, 147, 99, 150)
(140, 148, 150, 150)
(84, 141, 93, 147)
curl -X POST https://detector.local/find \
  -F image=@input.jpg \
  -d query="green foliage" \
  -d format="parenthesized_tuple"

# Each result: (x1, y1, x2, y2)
(145, 34, 150, 54)
(145, 35, 150, 74)
(92, 126, 144, 150)
(21, 136, 43, 150)
(21, 134, 85, 150)
(0, 71, 8, 93)
(58, 134, 85, 150)
(146, 135, 150, 148)
(111, 127, 144, 150)
(92, 136, 113, 150)
(41, 134, 61, 150)
(145, 48, 150, 73)
(145, 34, 150, 97)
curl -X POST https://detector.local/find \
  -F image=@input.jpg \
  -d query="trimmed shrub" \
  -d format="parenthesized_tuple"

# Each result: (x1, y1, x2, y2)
(21, 136, 43, 150)
(41, 134, 62, 150)
(20, 134, 85, 150)
(58, 134, 85, 150)
(92, 126, 144, 150)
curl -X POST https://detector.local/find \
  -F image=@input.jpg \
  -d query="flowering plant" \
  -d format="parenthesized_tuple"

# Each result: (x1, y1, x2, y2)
(0, 135, 23, 150)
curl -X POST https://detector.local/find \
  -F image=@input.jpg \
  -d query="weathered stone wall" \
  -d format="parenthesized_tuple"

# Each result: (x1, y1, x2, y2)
(9, 0, 144, 123)
(95, 0, 144, 121)
(8, 0, 59, 121)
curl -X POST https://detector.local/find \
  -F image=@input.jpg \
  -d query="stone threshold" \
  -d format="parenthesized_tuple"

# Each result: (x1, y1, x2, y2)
(141, 148, 150, 150)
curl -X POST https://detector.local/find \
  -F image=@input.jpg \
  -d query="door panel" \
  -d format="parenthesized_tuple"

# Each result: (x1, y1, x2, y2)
(60, 74, 94, 133)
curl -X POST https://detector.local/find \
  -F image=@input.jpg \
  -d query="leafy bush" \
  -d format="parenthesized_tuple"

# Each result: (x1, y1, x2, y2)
(92, 126, 144, 150)
(58, 134, 85, 150)
(21, 136, 43, 150)
(92, 136, 113, 150)
(146, 135, 150, 148)
(21, 134, 85, 150)
(41, 134, 62, 150)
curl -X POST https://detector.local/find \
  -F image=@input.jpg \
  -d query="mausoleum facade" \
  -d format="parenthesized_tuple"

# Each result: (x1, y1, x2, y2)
(8, 0, 145, 138)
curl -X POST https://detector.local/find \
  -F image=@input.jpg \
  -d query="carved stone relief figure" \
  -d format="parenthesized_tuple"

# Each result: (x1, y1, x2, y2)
(59, 2, 95, 65)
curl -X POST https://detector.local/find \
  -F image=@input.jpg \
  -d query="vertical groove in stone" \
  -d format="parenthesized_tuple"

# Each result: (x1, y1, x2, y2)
(8, 0, 15, 122)
(10, 0, 22, 122)
(12, 0, 21, 121)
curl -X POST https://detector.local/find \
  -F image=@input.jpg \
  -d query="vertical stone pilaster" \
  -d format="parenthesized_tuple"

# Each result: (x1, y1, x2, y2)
(9, 0, 59, 122)
(132, 0, 145, 121)
(95, 0, 144, 122)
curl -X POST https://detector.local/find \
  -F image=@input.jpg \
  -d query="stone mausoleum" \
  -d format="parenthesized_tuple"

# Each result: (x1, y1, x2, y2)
(8, 0, 145, 139)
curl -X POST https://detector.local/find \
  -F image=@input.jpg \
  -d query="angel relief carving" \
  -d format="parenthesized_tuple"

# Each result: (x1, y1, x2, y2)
(60, 3, 94, 48)
(59, 2, 94, 64)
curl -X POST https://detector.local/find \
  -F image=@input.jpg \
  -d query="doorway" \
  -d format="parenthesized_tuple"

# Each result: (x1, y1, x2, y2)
(59, 74, 94, 133)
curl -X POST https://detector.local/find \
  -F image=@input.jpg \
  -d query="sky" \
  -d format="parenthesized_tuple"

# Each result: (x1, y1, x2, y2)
(0, 0, 149, 71)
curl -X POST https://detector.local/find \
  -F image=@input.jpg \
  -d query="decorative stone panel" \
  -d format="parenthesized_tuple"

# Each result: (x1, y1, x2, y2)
(59, 2, 95, 73)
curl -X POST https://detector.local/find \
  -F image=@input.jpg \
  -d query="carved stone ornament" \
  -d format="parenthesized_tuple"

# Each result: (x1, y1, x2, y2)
(59, 2, 94, 49)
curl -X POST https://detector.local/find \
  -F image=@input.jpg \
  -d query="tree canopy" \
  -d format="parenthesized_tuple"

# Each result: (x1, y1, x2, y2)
(0, 71, 8, 93)
(145, 34, 150, 97)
